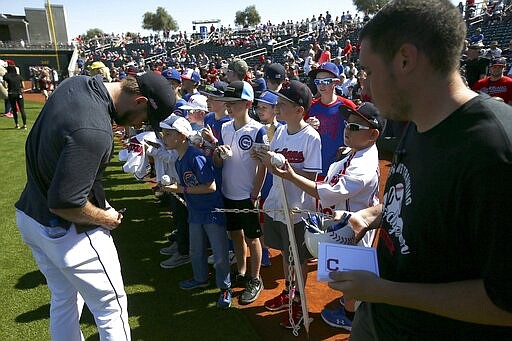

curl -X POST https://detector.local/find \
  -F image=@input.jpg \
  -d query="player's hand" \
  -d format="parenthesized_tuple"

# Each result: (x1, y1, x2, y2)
(306, 116, 320, 130)
(255, 150, 272, 169)
(103, 207, 123, 230)
(328, 270, 385, 302)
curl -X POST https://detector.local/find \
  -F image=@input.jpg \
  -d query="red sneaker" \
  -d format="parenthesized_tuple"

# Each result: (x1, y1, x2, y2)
(280, 302, 304, 329)
(264, 290, 290, 311)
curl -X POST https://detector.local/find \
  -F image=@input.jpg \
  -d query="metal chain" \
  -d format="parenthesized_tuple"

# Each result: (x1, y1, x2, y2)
(212, 207, 334, 220)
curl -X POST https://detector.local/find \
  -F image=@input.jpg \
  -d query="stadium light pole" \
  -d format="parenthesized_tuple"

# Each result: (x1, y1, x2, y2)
(46, 0, 61, 72)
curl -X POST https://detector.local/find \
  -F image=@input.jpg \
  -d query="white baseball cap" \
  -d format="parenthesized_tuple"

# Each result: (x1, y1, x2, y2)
(159, 114, 193, 137)
(179, 94, 208, 111)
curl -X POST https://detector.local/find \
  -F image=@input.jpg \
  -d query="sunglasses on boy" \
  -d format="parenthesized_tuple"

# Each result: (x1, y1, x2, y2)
(344, 121, 371, 132)
(314, 78, 338, 86)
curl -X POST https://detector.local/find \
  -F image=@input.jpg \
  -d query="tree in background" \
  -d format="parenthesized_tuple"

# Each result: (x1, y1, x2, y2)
(353, 0, 390, 14)
(84, 28, 104, 40)
(235, 5, 261, 27)
(142, 7, 179, 35)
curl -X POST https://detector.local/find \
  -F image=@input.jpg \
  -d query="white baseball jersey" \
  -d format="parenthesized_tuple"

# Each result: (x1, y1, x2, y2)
(317, 145, 380, 247)
(264, 124, 322, 224)
(220, 119, 267, 200)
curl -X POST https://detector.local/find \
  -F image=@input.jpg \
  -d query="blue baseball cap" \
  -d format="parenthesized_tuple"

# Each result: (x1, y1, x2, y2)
(257, 91, 278, 105)
(162, 68, 181, 83)
(221, 81, 254, 102)
(308, 61, 340, 78)
(253, 78, 267, 95)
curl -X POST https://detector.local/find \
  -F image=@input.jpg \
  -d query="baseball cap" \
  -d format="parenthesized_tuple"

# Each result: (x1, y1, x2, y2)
(135, 71, 176, 130)
(159, 114, 193, 137)
(181, 68, 201, 83)
(90, 61, 106, 70)
(221, 81, 254, 102)
(492, 57, 507, 67)
(257, 91, 278, 105)
(118, 71, 127, 80)
(253, 77, 267, 95)
(272, 80, 313, 111)
(228, 58, 249, 79)
(173, 99, 188, 116)
(308, 61, 340, 78)
(179, 94, 208, 111)
(265, 63, 286, 81)
(198, 81, 227, 98)
(161, 68, 182, 83)
(339, 102, 384, 131)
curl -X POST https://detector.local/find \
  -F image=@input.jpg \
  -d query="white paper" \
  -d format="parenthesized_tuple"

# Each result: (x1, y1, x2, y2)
(317, 242, 380, 282)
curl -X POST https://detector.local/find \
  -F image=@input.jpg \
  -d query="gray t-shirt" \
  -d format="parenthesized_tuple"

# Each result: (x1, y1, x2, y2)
(16, 75, 115, 231)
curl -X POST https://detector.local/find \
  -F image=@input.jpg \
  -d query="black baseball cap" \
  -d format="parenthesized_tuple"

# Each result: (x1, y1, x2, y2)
(135, 71, 176, 130)
(271, 80, 313, 111)
(339, 102, 384, 131)
(265, 63, 286, 82)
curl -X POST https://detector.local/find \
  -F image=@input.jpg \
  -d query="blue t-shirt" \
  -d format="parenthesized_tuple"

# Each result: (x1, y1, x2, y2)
(307, 96, 355, 176)
(175, 145, 226, 225)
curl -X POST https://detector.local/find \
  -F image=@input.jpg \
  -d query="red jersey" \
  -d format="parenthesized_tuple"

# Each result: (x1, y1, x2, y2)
(473, 76, 512, 103)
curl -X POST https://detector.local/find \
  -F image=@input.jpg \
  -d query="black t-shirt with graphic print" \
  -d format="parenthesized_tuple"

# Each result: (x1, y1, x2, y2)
(372, 95, 512, 339)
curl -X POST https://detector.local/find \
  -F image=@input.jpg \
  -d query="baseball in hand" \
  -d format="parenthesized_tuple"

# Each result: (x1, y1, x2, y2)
(161, 175, 171, 186)
(270, 152, 286, 168)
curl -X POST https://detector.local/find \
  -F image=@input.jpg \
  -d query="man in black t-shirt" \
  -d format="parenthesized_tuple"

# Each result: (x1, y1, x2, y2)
(3, 64, 27, 129)
(461, 44, 490, 88)
(15, 72, 175, 340)
(328, 1, 512, 339)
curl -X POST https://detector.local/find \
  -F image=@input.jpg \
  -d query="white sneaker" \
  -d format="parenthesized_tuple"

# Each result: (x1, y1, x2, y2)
(208, 250, 237, 265)
(160, 242, 178, 255)
(160, 253, 191, 269)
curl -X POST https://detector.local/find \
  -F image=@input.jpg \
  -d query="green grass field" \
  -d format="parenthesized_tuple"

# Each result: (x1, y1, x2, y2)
(0, 101, 260, 340)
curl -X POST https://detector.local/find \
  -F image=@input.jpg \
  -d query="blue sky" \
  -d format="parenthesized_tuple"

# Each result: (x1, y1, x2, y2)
(5, 1, 360, 41)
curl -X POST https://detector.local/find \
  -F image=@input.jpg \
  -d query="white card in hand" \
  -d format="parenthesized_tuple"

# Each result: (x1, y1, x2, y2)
(317, 243, 380, 282)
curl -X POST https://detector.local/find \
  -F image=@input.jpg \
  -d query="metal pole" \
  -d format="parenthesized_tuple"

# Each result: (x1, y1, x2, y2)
(46, 0, 61, 71)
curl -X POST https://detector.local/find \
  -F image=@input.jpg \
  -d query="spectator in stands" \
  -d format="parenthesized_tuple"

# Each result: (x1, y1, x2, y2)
(227, 58, 249, 82)
(342, 39, 353, 61)
(485, 41, 503, 59)
(307, 62, 356, 177)
(318, 45, 332, 64)
(469, 27, 484, 44)
(462, 43, 490, 88)
(264, 63, 287, 92)
(473, 57, 512, 104)
(303, 50, 315, 76)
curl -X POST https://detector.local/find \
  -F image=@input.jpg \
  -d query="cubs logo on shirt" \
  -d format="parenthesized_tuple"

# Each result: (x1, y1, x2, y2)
(183, 171, 199, 187)
(239, 135, 254, 150)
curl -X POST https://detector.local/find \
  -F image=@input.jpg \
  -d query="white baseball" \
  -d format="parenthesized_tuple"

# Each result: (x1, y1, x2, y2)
(220, 148, 233, 159)
(161, 175, 171, 186)
(270, 152, 286, 167)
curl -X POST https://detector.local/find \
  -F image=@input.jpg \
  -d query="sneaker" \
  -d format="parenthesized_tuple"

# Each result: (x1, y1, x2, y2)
(231, 271, 248, 288)
(280, 302, 304, 329)
(261, 247, 271, 267)
(217, 289, 232, 308)
(321, 307, 352, 331)
(21, 125, 27, 130)
(208, 250, 237, 265)
(15, 124, 20, 129)
(160, 253, 191, 269)
(264, 290, 290, 311)
(4, 112, 13, 118)
(239, 277, 263, 304)
(159, 242, 178, 255)
(179, 278, 209, 290)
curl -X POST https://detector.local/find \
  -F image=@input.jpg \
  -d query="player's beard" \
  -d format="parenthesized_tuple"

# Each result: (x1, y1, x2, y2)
(114, 108, 144, 126)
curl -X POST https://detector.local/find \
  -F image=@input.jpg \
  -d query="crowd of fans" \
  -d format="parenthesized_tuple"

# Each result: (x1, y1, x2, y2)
(2, 1, 512, 338)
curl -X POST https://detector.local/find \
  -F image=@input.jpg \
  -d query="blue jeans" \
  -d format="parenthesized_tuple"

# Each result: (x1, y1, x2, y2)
(189, 222, 230, 289)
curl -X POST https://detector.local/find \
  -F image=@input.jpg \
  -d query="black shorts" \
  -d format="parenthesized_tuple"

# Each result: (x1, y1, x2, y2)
(224, 198, 262, 239)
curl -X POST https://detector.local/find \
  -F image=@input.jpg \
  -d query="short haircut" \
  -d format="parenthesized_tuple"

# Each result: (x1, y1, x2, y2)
(120, 75, 141, 95)
(359, 0, 466, 75)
